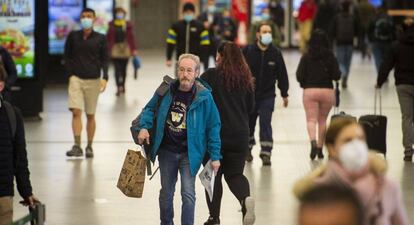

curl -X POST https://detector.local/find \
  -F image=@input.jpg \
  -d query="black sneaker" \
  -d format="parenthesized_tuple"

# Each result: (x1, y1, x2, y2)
(204, 216, 220, 225)
(246, 151, 253, 162)
(404, 155, 412, 162)
(85, 146, 94, 158)
(404, 148, 413, 162)
(66, 145, 83, 157)
(317, 148, 324, 159)
(260, 153, 271, 166)
(242, 196, 255, 225)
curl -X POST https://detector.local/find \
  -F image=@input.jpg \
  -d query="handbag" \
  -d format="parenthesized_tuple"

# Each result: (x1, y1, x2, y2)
(111, 42, 131, 59)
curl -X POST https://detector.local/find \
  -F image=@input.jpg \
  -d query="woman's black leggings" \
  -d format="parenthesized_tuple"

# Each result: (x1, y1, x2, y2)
(205, 149, 251, 218)
(113, 58, 129, 88)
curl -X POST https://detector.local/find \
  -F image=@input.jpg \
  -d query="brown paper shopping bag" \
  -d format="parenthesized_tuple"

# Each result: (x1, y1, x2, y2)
(117, 149, 147, 198)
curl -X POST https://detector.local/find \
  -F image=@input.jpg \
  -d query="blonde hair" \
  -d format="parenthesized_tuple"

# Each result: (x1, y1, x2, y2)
(177, 54, 200, 74)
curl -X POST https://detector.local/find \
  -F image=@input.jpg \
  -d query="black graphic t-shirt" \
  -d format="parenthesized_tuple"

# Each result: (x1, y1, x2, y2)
(162, 88, 194, 153)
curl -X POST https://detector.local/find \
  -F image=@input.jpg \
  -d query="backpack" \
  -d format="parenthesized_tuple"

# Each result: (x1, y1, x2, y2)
(3, 100, 16, 139)
(130, 75, 174, 175)
(374, 16, 394, 42)
(336, 14, 355, 43)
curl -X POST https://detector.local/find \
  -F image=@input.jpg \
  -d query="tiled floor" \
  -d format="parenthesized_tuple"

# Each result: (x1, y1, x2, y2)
(12, 49, 413, 225)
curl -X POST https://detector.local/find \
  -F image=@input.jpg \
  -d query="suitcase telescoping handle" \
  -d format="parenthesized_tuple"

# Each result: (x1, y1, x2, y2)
(374, 88, 382, 115)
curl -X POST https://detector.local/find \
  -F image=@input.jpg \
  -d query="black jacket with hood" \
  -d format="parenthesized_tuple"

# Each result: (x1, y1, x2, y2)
(377, 26, 414, 87)
(0, 96, 33, 198)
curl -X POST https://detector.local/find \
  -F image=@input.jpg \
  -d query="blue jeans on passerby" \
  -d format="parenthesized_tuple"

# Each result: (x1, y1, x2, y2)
(249, 97, 275, 155)
(371, 42, 392, 73)
(336, 45, 354, 83)
(158, 149, 196, 225)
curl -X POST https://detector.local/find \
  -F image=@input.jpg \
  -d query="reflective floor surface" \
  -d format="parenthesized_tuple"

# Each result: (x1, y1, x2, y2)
(12, 49, 414, 225)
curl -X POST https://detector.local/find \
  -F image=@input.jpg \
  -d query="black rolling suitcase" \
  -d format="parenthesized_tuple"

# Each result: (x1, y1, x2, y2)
(358, 89, 387, 156)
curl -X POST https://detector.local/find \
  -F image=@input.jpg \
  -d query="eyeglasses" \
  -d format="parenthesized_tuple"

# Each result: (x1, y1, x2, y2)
(178, 67, 195, 74)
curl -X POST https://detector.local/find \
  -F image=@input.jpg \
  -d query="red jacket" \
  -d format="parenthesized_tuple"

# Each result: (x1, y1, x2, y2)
(107, 21, 137, 54)
(298, 0, 317, 22)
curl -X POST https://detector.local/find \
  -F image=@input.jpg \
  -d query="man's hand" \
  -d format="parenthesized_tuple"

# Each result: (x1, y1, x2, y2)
(100, 79, 108, 93)
(22, 195, 39, 207)
(166, 60, 172, 67)
(138, 129, 150, 145)
(283, 97, 289, 108)
(211, 160, 220, 173)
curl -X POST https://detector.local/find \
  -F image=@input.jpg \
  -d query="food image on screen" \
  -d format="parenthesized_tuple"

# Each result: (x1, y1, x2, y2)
(48, 0, 82, 54)
(0, 0, 35, 78)
(87, 0, 113, 34)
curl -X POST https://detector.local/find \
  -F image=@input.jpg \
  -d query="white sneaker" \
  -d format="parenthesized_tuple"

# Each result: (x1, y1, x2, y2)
(243, 196, 255, 225)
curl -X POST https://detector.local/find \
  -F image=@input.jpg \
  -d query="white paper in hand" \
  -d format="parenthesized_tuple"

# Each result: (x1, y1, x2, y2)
(199, 160, 216, 201)
(137, 145, 147, 159)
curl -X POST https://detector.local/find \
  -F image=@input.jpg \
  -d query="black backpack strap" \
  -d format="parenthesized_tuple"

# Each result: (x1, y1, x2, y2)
(4, 101, 16, 139)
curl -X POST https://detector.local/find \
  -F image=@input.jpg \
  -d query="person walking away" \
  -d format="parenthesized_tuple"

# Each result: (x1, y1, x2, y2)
(64, 8, 109, 158)
(0, 72, 39, 225)
(166, 3, 210, 71)
(218, 9, 238, 42)
(297, 0, 317, 53)
(107, 7, 137, 96)
(201, 42, 255, 225)
(330, 0, 360, 88)
(376, 17, 414, 162)
(296, 29, 341, 160)
(368, 4, 395, 73)
(243, 23, 289, 166)
(198, 0, 222, 68)
(313, 0, 339, 36)
(357, 0, 376, 59)
(136, 54, 221, 225)
(269, 0, 285, 34)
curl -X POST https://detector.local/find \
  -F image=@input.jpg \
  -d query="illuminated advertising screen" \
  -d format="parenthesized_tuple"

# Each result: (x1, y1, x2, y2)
(251, 0, 268, 23)
(369, 0, 383, 7)
(0, 0, 35, 78)
(86, 0, 113, 34)
(48, 0, 82, 55)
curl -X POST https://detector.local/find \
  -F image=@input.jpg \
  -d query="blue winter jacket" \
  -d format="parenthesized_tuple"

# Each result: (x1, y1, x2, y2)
(137, 79, 222, 176)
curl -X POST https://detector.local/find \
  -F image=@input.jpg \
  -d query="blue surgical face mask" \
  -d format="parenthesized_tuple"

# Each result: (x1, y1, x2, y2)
(262, 13, 270, 21)
(260, 33, 273, 45)
(183, 14, 194, 22)
(81, 18, 93, 29)
(116, 13, 125, 20)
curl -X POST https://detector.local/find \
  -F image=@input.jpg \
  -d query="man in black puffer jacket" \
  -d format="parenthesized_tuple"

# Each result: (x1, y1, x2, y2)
(0, 72, 38, 225)
(377, 17, 414, 162)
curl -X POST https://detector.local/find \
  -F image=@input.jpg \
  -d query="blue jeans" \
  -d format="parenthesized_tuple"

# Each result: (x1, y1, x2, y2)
(336, 45, 354, 81)
(371, 42, 392, 73)
(158, 149, 196, 225)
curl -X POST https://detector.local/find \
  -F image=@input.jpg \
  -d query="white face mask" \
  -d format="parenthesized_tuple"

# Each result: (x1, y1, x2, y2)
(338, 139, 369, 173)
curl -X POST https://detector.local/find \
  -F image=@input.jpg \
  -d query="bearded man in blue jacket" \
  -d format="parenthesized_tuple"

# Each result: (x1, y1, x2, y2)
(137, 53, 221, 225)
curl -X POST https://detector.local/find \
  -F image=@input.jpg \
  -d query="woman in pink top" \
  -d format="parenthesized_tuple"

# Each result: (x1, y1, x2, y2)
(294, 118, 409, 225)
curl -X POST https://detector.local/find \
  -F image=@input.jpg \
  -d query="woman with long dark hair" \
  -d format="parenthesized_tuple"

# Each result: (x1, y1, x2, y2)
(296, 29, 341, 160)
(201, 41, 256, 225)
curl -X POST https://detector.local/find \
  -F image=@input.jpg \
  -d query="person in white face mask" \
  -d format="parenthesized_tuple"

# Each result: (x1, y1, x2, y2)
(293, 117, 409, 225)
